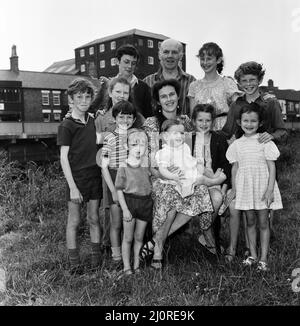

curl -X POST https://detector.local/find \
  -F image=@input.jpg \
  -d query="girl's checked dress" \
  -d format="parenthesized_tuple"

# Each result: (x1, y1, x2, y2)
(226, 134, 283, 211)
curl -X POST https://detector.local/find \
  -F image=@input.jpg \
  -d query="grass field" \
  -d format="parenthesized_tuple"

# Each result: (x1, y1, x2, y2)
(0, 131, 299, 306)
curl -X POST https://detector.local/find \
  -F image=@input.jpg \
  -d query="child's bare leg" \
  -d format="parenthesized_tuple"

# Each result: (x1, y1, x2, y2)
(66, 201, 81, 249)
(122, 219, 135, 271)
(257, 209, 270, 263)
(133, 220, 148, 270)
(227, 201, 241, 258)
(87, 200, 100, 243)
(110, 203, 122, 260)
(66, 202, 81, 268)
(243, 212, 250, 254)
(245, 210, 258, 260)
(197, 173, 226, 187)
(87, 199, 101, 268)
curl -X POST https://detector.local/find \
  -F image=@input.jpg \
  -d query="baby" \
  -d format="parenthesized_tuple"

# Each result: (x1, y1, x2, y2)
(155, 119, 226, 197)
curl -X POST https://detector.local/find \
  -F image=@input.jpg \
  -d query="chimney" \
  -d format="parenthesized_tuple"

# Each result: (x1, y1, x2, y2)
(268, 79, 274, 88)
(10, 45, 19, 73)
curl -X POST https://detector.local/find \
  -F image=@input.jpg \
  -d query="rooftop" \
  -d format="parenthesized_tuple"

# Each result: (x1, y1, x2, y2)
(0, 69, 100, 90)
(76, 28, 172, 49)
(44, 58, 77, 74)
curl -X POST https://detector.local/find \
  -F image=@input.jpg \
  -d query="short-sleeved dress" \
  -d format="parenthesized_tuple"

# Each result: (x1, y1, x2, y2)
(188, 76, 243, 130)
(226, 134, 283, 210)
(143, 116, 214, 232)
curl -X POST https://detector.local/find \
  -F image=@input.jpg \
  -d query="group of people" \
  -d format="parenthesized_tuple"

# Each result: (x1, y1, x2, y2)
(57, 38, 287, 276)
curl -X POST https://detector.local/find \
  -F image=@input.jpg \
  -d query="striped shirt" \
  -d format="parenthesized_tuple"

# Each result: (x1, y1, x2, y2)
(143, 66, 196, 116)
(101, 131, 128, 169)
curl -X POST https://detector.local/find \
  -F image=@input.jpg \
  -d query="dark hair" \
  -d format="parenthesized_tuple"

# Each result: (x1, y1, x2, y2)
(67, 78, 95, 98)
(161, 119, 182, 132)
(115, 44, 139, 62)
(152, 79, 181, 131)
(197, 42, 224, 74)
(236, 102, 265, 138)
(234, 61, 265, 83)
(191, 103, 216, 122)
(152, 79, 181, 103)
(112, 100, 137, 119)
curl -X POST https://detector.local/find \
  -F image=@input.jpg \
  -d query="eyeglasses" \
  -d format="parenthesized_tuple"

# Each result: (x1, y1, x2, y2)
(239, 78, 259, 85)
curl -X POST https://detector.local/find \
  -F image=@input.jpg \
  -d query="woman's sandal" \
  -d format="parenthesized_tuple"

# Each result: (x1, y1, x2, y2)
(139, 239, 155, 261)
(224, 252, 236, 263)
(150, 259, 163, 271)
(117, 269, 133, 280)
(134, 268, 141, 274)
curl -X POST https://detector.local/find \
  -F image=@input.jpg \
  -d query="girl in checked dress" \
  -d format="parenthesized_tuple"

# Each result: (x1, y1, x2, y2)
(226, 103, 282, 272)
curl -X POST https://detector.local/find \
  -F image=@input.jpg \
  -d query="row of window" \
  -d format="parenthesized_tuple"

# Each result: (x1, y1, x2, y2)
(80, 56, 154, 72)
(79, 39, 160, 57)
(41, 90, 61, 106)
(0, 88, 21, 103)
(42, 109, 61, 122)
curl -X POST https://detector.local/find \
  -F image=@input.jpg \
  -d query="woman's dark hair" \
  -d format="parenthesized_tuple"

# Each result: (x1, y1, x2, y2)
(197, 42, 224, 74)
(236, 102, 265, 138)
(234, 61, 265, 83)
(112, 100, 137, 119)
(191, 103, 216, 122)
(151, 79, 181, 131)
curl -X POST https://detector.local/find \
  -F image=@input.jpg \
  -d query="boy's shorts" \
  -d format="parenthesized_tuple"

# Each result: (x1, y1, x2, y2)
(106, 168, 118, 205)
(66, 165, 102, 203)
(124, 193, 153, 223)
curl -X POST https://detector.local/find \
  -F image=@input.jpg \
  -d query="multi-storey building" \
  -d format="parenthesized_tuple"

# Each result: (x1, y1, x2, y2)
(74, 28, 186, 80)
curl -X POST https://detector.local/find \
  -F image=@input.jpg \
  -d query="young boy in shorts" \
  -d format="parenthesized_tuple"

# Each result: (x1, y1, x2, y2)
(115, 129, 153, 275)
(97, 100, 137, 267)
(57, 78, 102, 273)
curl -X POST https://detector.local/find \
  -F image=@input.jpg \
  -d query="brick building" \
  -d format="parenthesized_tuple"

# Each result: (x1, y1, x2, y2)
(261, 79, 300, 121)
(0, 45, 100, 161)
(74, 29, 186, 80)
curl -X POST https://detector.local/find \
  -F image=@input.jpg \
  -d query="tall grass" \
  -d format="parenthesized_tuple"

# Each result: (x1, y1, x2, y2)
(0, 132, 299, 306)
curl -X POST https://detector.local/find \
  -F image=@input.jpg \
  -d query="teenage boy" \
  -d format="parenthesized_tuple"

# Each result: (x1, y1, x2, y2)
(98, 100, 137, 266)
(57, 78, 102, 273)
(221, 61, 287, 262)
(89, 44, 153, 119)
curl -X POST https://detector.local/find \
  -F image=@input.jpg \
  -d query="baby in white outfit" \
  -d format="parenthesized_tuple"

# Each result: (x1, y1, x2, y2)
(155, 120, 226, 197)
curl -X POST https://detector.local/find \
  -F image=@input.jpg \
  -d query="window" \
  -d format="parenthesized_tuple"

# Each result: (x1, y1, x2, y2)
(42, 109, 51, 122)
(110, 41, 116, 50)
(111, 58, 117, 66)
(100, 60, 105, 68)
(147, 40, 154, 48)
(41, 91, 50, 105)
(158, 41, 162, 49)
(89, 47, 94, 55)
(52, 91, 61, 106)
(99, 44, 105, 52)
(80, 64, 86, 72)
(0, 88, 20, 103)
(80, 49, 85, 57)
(138, 39, 143, 46)
(53, 110, 61, 121)
(148, 56, 154, 65)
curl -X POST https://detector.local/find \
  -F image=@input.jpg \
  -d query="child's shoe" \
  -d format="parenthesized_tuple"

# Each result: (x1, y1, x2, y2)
(242, 256, 257, 267)
(257, 261, 270, 272)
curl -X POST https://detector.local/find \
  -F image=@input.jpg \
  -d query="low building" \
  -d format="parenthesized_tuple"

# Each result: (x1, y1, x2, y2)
(261, 79, 300, 122)
(0, 45, 100, 161)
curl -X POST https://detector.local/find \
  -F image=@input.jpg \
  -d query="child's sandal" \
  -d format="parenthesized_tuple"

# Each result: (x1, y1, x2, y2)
(150, 259, 163, 270)
(242, 256, 257, 267)
(257, 261, 270, 272)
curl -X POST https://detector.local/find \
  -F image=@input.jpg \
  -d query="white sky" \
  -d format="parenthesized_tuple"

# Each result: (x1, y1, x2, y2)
(1, 0, 300, 89)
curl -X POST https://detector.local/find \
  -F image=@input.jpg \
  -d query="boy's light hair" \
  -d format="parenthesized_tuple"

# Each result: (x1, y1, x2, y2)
(234, 61, 265, 83)
(127, 128, 148, 145)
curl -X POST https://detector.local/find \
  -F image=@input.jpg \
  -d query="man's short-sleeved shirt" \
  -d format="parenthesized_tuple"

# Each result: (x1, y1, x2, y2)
(57, 113, 97, 172)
